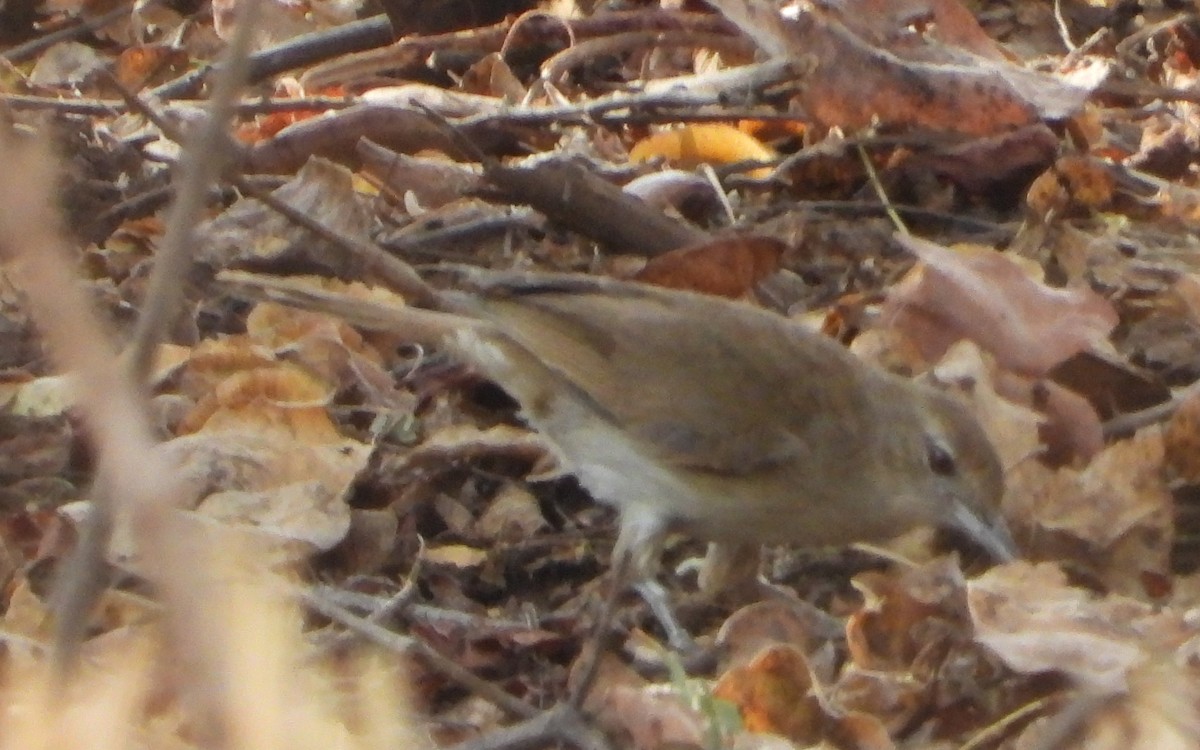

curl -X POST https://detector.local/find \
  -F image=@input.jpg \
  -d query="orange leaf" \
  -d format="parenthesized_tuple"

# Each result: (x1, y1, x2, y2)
(713, 644, 822, 742)
(178, 365, 337, 441)
(113, 44, 187, 90)
(630, 124, 775, 178)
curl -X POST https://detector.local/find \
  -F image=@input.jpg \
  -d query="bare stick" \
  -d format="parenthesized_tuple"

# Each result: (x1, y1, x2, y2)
(124, 4, 261, 384)
(49, 0, 264, 676)
(300, 586, 539, 721)
(0, 134, 169, 684)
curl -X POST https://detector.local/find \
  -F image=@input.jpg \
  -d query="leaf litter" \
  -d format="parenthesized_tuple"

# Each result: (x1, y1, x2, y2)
(5, 0, 1200, 748)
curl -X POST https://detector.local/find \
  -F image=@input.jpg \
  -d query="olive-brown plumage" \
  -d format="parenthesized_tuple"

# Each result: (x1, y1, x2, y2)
(433, 271, 1013, 579)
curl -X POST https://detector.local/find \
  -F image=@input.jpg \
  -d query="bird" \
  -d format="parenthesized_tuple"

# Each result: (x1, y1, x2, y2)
(430, 270, 1015, 574)
(233, 267, 1016, 589)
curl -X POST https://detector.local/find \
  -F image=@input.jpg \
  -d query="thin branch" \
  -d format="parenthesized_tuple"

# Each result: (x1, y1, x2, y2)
(0, 93, 356, 115)
(446, 703, 612, 750)
(1, 0, 144, 64)
(0, 133, 167, 684)
(109, 79, 441, 308)
(150, 14, 394, 99)
(857, 142, 908, 235)
(300, 586, 540, 721)
(49, 0, 265, 676)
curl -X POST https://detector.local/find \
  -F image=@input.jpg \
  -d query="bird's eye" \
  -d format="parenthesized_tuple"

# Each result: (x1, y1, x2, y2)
(926, 438, 958, 476)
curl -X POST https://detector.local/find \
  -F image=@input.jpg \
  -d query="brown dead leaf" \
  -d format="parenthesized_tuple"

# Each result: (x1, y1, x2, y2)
(929, 341, 1043, 471)
(830, 665, 925, 739)
(632, 235, 786, 299)
(847, 557, 966, 671)
(433, 492, 474, 536)
(186, 468, 355, 549)
(0, 409, 76, 494)
(458, 51, 527, 100)
(709, 0, 1090, 136)
(592, 683, 706, 750)
(1014, 662, 1200, 750)
(713, 644, 822, 743)
(885, 234, 1118, 376)
(826, 710, 894, 750)
(1171, 272, 1200, 325)
(245, 299, 411, 412)
(473, 483, 547, 542)
(715, 599, 844, 670)
(1026, 155, 1117, 221)
(927, 340, 1103, 466)
(196, 158, 374, 276)
(4, 570, 156, 645)
(833, 0, 1011, 60)
(900, 124, 1059, 195)
(246, 298, 374, 354)
(3, 575, 54, 642)
(167, 431, 366, 553)
(968, 562, 1199, 693)
(111, 44, 187, 90)
(158, 337, 277, 399)
(993, 369, 1104, 465)
(324, 508, 398, 576)
(1048, 350, 1169, 422)
(1004, 428, 1172, 595)
(212, 0, 355, 48)
(28, 41, 107, 87)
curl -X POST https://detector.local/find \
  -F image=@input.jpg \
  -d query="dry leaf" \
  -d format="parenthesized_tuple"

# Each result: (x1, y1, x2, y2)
(847, 557, 967, 671)
(715, 599, 843, 669)
(474, 483, 547, 541)
(708, 0, 1090, 135)
(713, 644, 822, 743)
(596, 684, 706, 750)
(630, 123, 776, 179)
(633, 236, 786, 298)
(178, 365, 337, 440)
(968, 562, 1199, 693)
(163, 430, 367, 554)
(1026, 155, 1117, 220)
(930, 341, 1043, 466)
(885, 235, 1118, 376)
(1013, 663, 1200, 750)
(1003, 428, 1172, 592)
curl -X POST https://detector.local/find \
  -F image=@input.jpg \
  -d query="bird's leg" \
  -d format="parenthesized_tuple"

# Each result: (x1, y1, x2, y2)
(569, 509, 666, 707)
(633, 578, 696, 653)
(631, 542, 761, 654)
(697, 541, 761, 599)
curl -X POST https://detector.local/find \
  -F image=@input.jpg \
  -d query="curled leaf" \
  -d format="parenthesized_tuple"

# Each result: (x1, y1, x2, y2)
(630, 124, 775, 179)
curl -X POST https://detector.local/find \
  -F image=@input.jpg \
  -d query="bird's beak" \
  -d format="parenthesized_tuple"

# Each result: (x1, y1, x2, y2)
(948, 500, 1018, 563)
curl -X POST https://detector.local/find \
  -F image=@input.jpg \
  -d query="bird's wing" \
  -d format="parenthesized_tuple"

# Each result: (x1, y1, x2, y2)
(453, 272, 873, 475)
